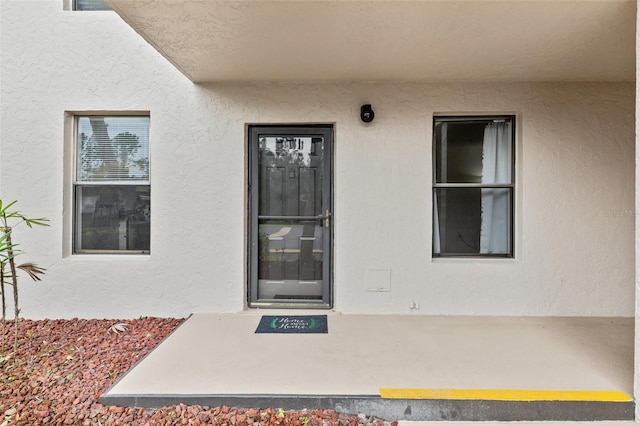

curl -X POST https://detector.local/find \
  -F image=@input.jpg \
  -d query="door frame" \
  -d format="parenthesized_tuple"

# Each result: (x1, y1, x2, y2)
(247, 124, 334, 308)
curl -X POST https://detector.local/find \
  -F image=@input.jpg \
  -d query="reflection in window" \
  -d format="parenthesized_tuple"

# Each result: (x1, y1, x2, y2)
(74, 116, 150, 253)
(258, 136, 324, 217)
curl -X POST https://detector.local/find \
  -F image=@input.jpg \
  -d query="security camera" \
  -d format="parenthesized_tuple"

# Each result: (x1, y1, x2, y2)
(360, 104, 375, 123)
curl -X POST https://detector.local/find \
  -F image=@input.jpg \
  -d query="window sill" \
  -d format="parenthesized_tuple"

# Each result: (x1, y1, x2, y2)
(432, 256, 517, 264)
(66, 253, 150, 261)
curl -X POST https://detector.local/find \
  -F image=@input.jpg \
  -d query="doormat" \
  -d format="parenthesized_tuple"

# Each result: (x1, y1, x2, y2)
(255, 315, 328, 334)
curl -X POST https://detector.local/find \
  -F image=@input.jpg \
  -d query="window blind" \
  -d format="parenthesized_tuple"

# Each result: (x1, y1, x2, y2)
(76, 116, 150, 182)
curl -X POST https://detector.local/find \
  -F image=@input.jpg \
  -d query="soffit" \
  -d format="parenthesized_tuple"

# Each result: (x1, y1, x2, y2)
(106, 0, 636, 83)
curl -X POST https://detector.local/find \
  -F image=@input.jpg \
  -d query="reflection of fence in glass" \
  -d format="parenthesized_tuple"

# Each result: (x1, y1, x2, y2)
(259, 136, 323, 218)
(77, 117, 150, 182)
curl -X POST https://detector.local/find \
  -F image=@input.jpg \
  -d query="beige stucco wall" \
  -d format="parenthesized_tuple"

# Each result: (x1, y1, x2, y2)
(0, 1, 635, 319)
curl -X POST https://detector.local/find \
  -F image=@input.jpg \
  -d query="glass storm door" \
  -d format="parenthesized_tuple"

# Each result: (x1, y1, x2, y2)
(249, 125, 332, 307)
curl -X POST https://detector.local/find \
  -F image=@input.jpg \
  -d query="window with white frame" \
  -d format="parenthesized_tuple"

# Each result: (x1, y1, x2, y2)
(433, 116, 514, 257)
(72, 0, 111, 10)
(74, 115, 150, 254)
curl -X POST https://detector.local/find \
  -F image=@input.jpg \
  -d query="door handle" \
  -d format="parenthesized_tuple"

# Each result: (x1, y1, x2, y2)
(324, 209, 331, 228)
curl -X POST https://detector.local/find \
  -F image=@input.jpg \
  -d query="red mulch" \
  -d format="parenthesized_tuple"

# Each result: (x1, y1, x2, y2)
(1, 318, 390, 426)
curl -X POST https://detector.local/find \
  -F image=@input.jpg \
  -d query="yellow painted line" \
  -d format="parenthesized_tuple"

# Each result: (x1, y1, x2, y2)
(378, 388, 633, 402)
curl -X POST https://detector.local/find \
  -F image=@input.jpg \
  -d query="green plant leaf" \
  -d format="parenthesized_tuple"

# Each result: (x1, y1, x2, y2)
(0, 200, 17, 216)
(25, 218, 49, 228)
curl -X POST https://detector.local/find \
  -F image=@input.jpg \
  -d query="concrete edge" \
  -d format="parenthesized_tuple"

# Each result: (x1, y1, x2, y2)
(98, 394, 635, 421)
(100, 314, 192, 398)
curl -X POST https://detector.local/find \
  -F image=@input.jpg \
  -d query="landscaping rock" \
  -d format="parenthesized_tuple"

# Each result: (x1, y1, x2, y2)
(1, 318, 389, 425)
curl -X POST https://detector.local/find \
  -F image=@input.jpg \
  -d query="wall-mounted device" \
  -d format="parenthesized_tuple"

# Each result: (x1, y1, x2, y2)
(360, 104, 375, 123)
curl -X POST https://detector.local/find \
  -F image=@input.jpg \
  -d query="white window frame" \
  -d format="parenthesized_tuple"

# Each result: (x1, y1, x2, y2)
(432, 115, 515, 258)
(71, 113, 151, 255)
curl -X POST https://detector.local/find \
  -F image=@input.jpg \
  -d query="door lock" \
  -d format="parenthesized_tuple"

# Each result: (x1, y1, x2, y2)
(324, 209, 331, 228)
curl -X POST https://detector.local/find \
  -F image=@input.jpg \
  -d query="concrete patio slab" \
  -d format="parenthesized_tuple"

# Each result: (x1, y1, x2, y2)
(101, 313, 634, 421)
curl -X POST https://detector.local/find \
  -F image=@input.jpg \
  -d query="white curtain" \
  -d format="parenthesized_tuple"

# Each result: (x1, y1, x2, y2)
(432, 123, 447, 254)
(480, 122, 511, 253)
(433, 192, 440, 253)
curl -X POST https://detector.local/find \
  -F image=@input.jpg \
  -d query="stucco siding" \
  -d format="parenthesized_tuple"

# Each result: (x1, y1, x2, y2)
(0, 1, 635, 318)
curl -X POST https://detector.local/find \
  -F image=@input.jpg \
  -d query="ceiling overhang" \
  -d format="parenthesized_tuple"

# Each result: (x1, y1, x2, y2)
(106, 0, 636, 83)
